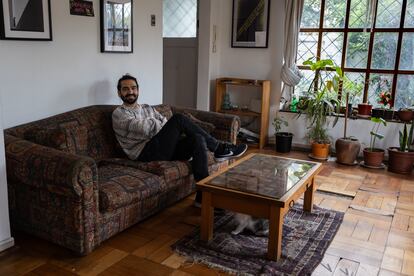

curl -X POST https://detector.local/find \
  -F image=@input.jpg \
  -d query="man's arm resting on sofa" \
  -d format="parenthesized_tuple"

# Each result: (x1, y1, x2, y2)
(5, 134, 99, 255)
(171, 107, 241, 144)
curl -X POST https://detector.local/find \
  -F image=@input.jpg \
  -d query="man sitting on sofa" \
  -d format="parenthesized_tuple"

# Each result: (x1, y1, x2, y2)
(112, 74, 247, 205)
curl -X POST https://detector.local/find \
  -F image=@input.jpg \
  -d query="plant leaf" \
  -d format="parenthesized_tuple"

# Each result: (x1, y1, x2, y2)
(371, 131, 384, 139)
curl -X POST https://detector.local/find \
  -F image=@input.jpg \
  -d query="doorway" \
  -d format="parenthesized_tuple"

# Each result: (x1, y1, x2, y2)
(163, 0, 198, 108)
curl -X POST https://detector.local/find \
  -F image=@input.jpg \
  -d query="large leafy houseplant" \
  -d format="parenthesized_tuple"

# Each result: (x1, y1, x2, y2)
(299, 58, 340, 159)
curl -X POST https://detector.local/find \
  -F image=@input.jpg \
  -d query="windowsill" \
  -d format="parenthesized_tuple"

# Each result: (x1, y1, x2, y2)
(279, 110, 408, 124)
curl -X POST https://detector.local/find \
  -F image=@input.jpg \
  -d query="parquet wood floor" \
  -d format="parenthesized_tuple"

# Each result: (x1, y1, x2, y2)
(1, 148, 413, 275)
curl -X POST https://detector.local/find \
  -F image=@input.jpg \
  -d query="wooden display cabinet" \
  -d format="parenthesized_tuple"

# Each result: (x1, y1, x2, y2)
(215, 77, 270, 149)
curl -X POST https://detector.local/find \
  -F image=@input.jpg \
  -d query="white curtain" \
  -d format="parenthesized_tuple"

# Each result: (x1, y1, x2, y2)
(280, 0, 305, 106)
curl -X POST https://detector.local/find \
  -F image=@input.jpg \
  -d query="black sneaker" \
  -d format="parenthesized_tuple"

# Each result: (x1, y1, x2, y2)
(214, 143, 248, 162)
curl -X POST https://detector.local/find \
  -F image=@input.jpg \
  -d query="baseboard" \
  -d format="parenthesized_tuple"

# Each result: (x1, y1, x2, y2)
(0, 237, 15, 252)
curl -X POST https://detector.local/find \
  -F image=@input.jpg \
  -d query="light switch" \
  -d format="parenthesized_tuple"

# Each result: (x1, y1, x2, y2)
(151, 15, 156, 26)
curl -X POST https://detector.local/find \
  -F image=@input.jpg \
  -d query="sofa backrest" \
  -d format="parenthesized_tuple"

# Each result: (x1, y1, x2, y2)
(5, 104, 174, 161)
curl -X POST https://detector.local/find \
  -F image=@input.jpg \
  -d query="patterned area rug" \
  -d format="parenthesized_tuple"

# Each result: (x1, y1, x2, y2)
(172, 204, 344, 275)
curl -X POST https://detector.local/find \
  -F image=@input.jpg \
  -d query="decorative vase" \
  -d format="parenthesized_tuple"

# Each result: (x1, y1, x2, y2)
(388, 147, 414, 174)
(362, 148, 384, 167)
(358, 103, 372, 117)
(275, 132, 293, 153)
(335, 137, 360, 165)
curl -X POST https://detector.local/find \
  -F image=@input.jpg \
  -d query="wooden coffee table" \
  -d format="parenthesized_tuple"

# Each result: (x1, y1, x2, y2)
(196, 153, 322, 261)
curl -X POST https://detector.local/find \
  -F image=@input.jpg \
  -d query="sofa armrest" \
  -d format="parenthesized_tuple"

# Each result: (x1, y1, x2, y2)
(5, 134, 99, 255)
(171, 107, 240, 144)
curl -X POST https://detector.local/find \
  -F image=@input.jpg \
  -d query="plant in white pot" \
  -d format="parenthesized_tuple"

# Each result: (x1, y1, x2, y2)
(299, 58, 339, 160)
(273, 114, 293, 153)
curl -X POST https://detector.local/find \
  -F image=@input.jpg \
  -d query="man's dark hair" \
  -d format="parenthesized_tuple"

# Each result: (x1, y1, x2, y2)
(117, 74, 139, 91)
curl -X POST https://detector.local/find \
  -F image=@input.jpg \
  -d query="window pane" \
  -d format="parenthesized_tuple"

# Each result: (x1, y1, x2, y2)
(295, 70, 315, 97)
(345, 32, 370, 68)
(321, 32, 344, 66)
(371, 33, 398, 70)
(368, 74, 393, 107)
(297, 32, 318, 65)
(301, 0, 321, 28)
(405, 0, 414, 27)
(376, 0, 402, 28)
(343, 72, 365, 106)
(163, 0, 197, 38)
(399, 33, 414, 70)
(395, 75, 414, 109)
(323, 0, 347, 28)
(349, 0, 372, 28)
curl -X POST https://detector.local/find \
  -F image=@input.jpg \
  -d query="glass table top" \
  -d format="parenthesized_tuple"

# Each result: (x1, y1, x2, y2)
(206, 154, 318, 199)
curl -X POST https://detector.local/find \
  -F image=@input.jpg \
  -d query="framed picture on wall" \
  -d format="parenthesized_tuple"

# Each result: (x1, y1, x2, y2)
(231, 0, 270, 48)
(100, 0, 133, 53)
(0, 0, 52, 40)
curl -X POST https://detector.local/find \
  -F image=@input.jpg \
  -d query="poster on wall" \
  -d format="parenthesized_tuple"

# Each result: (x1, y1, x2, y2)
(100, 0, 133, 53)
(70, 0, 94, 17)
(0, 0, 52, 40)
(231, 0, 270, 48)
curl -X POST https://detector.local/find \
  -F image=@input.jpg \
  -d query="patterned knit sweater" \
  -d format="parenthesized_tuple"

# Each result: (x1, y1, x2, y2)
(112, 104, 167, 160)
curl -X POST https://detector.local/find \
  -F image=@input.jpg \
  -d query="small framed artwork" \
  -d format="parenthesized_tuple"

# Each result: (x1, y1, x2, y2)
(0, 0, 52, 40)
(70, 0, 95, 17)
(100, 0, 133, 53)
(231, 0, 270, 48)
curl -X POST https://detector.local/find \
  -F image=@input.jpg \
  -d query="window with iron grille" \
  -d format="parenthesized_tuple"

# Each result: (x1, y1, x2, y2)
(297, 0, 414, 109)
(163, 0, 197, 38)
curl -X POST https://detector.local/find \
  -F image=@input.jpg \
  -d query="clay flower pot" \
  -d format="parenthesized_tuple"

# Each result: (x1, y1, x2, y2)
(397, 109, 414, 122)
(388, 147, 414, 174)
(335, 137, 360, 165)
(358, 103, 372, 117)
(363, 148, 384, 168)
(311, 142, 330, 160)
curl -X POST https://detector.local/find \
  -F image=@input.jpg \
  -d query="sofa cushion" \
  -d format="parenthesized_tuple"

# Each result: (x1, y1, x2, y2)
(153, 104, 173, 120)
(183, 112, 216, 134)
(99, 165, 166, 212)
(24, 126, 88, 155)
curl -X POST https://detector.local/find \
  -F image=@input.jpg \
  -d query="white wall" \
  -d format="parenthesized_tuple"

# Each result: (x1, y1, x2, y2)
(0, 93, 14, 252)
(199, 0, 404, 151)
(0, 0, 163, 129)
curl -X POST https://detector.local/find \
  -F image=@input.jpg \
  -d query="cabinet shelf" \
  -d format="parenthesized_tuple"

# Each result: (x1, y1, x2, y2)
(215, 77, 270, 149)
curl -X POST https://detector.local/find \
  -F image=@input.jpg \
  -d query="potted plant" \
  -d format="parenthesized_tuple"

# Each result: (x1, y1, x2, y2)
(331, 68, 362, 165)
(372, 91, 394, 120)
(388, 120, 414, 174)
(397, 105, 414, 122)
(362, 117, 387, 168)
(273, 114, 293, 153)
(299, 58, 339, 160)
(358, 102, 372, 117)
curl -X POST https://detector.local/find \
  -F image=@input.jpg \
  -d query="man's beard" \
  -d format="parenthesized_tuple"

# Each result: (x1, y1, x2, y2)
(121, 94, 137, 104)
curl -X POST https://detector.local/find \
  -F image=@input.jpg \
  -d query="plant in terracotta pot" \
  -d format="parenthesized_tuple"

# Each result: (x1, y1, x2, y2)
(273, 114, 293, 153)
(362, 117, 387, 168)
(299, 58, 339, 160)
(388, 120, 414, 174)
(397, 104, 414, 122)
(335, 77, 363, 165)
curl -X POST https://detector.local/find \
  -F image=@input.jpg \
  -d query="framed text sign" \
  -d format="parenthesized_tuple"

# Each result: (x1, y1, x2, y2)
(231, 0, 270, 48)
(0, 0, 52, 40)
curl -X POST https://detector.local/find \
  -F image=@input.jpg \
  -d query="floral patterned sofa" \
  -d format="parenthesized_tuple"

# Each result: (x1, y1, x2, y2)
(4, 105, 240, 255)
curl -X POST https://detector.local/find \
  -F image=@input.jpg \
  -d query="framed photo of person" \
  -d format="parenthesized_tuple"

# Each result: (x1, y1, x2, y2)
(100, 0, 133, 53)
(0, 0, 52, 40)
(231, 0, 270, 48)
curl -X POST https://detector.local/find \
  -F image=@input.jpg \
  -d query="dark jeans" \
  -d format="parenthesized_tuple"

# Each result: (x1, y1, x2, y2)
(138, 113, 219, 183)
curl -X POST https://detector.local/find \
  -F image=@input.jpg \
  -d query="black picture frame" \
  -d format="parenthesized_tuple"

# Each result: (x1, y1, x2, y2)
(231, 0, 270, 48)
(0, 0, 52, 41)
(100, 0, 133, 53)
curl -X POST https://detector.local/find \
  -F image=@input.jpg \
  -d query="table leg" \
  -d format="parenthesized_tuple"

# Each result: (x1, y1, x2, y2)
(200, 191, 214, 241)
(304, 178, 315, 212)
(268, 205, 283, 261)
